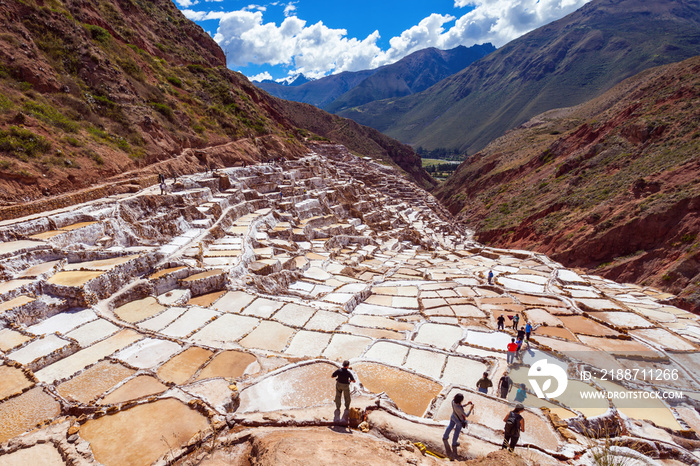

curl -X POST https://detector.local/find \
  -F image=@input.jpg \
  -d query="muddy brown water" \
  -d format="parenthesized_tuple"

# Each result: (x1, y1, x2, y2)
(99, 375, 168, 405)
(80, 398, 209, 466)
(577, 335, 652, 353)
(148, 266, 186, 280)
(0, 296, 36, 313)
(183, 269, 225, 281)
(114, 297, 166, 323)
(158, 347, 214, 385)
(353, 362, 442, 417)
(0, 364, 33, 400)
(558, 315, 620, 337)
(57, 360, 135, 404)
(536, 326, 579, 342)
(0, 387, 60, 443)
(187, 290, 226, 307)
(196, 350, 259, 381)
(0, 329, 31, 351)
(47, 270, 104, 287)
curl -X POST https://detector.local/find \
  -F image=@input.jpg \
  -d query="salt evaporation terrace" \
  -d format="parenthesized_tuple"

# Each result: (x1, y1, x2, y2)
(0, 144, 698, 465)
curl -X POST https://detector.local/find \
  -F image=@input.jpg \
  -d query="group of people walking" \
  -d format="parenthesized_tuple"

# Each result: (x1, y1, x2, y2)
(332, 362, 528, 455)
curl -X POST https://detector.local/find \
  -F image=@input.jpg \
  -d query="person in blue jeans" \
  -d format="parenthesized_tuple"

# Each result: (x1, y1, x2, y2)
(443, 393, 474, 448)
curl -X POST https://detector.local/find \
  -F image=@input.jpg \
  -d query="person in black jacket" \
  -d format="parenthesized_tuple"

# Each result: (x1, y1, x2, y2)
(331, 360, 355, 410)
(502, 403, 526, 451)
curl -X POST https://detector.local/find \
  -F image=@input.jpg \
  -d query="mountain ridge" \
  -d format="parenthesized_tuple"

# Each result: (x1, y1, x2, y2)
(253, 44, 495, 112)
(338, 0, 700, 155)
(435, 55, 700, 311)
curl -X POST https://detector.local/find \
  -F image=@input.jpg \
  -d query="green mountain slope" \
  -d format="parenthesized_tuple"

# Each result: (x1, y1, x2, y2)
(339, 0, 700, 155)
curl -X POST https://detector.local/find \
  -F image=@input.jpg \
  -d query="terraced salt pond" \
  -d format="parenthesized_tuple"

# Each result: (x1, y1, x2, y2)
(1, 149, 698, 465)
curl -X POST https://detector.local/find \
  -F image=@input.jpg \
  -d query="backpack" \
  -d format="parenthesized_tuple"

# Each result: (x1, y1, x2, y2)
(504, 411, 521, 437)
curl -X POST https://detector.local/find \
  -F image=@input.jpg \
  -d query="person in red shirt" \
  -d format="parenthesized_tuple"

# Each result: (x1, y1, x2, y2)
(506, 338, 518, 364)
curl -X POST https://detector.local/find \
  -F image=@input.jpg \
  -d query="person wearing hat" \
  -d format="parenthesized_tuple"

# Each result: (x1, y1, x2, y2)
(502, 403, 526, 451)
(331, 360, 355, 410)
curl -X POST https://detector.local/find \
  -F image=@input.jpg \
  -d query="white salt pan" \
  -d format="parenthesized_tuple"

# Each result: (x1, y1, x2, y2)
(137, 307, 187, 332)
(28, 309, 96, 335)
(508, 274, 548, 285)
(441, 356, 489, 387)
(189, 314, 259, 347)
(65, 319, 120, 346)
(35, 329, 142, 383)
(156, 289, 190, 306)
(498, 277, 545, 294)
(7, 334, 70, 365)
(284, 331, 332, 357)
(213, 291, 256, 313)
(403, 348, 445, 380)
(353, 303, 416, 317)
(363, 341, 409, 366)
(273, 303, 316, 327)
(323, 334, 371, 361)
(305, 310, 347, 331)
(414, 323, 463, 350)
(464, 330, 512, 350)
(114, 338, 181, 369)
(161, 307, 220, 338)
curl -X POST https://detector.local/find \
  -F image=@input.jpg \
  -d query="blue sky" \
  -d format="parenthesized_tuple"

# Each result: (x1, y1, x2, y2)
(176, 0, 592, 82)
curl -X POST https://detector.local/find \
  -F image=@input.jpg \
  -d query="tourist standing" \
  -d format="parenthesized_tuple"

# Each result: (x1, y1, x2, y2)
(488, 270, 494, 284)
(512, 314, 520, 330)
(497, 314, 505, 331)
(476, 372, 493, 394)
(502, 404, 526, 451)
(507, 338, 518, 364)
(442, 393, 474, 449)
(517, 326, 526, 342)
(498, 374, 513, 399)
(525, 322, 533, 341)
(331, 360, 355, 410)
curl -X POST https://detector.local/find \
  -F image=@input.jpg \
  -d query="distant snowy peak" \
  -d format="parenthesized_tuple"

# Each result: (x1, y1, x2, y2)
(256, 74, 312, 86)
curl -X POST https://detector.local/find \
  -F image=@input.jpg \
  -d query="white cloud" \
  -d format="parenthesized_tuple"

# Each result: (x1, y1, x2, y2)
(212, 10, 382, 78)
(176, 0, 198, 7)
(189, 0, 592, 79)
(442, 0, 590, 48)
(249, 71, 273, 81)
(283, 2, 297, 17)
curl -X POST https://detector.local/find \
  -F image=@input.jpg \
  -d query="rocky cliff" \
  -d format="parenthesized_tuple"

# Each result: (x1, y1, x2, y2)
(436, 56, 700, 312)
(0, 0, 432, 207)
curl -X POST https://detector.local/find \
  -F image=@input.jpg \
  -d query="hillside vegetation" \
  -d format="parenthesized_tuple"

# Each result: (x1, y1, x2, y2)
(339, 0, 700, 156)
(435, 56, 700, 311)
(0, 0, 432, 205)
